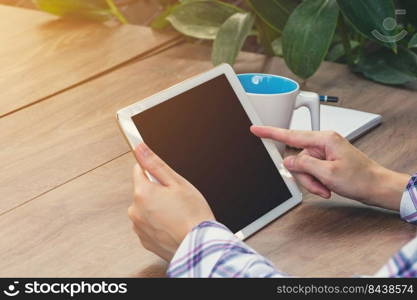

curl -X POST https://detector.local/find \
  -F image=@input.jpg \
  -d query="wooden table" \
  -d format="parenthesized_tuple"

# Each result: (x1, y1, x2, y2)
(1, 5, 416, 277)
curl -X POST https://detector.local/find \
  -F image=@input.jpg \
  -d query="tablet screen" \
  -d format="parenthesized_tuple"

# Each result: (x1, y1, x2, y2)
(132, 74, 292, 233)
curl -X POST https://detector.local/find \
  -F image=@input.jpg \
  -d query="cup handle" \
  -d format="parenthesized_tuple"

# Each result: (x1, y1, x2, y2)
(294, 91, 320, 131)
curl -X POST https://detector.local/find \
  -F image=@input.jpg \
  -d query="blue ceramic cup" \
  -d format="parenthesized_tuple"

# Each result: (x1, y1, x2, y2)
(237, 73, 320, 153)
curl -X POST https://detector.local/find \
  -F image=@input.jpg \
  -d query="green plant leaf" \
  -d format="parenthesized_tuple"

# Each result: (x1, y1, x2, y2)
(337, 0, 397, 51)
(255, 18, 280, 56)
(354, 47, 417, 85)
(326, 43, 345, 62)
(211, 12, 255, 66)
(409, 33, 417, 49)
(398, 0, 417, 27)
(166, 0, 241, 40)
(282, 0, 339, 79)
(246, 0, 296, 34)
(157, 0, 177, 5)
(326, 40, 359, 62)
(33, 0, 113, 21)
(151, 4, 179, 29)
(271, 37, 283, 56)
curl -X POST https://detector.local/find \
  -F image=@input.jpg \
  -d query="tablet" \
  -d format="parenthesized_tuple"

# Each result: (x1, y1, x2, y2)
(117, 64, 302, 239)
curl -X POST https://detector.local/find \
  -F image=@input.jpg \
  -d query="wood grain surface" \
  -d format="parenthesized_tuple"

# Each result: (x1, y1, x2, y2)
(0, 4, 178, 117)
(0, 43, 263, 214)
(0, 154, 167, 277)
(0, 0, 34, 9)
(1, 40, 417, 277)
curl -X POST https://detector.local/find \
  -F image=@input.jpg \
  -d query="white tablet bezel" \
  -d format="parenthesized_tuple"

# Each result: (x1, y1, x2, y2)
(117, 63, 302, 240)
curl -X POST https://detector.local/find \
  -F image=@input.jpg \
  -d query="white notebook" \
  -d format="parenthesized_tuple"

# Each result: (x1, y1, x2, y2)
(290, 105, 382, 141)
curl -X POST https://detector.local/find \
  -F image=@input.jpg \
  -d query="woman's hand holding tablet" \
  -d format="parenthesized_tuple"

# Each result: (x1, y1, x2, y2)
(128, 142, 215, 261)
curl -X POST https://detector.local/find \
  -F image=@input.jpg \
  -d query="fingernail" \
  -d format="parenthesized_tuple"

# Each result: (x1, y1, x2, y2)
(320, 192, 330, 198)
(284, 157, 294, 169)
(137, 142, 151, 158)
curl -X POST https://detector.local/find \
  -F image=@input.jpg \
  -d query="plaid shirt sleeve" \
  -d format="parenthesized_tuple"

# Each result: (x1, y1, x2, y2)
(375, 174, 417, 277)
(167, 174, 417, 278)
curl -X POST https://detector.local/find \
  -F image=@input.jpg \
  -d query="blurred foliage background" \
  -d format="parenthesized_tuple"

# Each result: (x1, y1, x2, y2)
(2, 0, 417, 86)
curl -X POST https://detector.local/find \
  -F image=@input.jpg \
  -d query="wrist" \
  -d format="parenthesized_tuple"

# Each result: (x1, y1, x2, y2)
(368, 165, 409, 211)
(177, 216, 216, 245)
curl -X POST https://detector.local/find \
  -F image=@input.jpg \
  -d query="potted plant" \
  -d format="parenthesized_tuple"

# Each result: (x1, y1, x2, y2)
(33, 0, 417, 86)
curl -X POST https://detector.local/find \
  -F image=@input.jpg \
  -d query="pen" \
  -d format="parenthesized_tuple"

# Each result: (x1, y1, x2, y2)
(320, 95, 339, 103)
